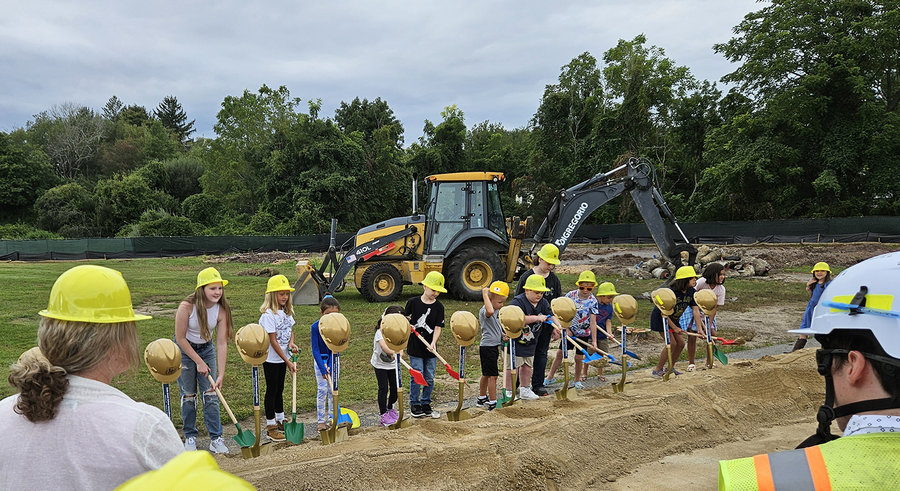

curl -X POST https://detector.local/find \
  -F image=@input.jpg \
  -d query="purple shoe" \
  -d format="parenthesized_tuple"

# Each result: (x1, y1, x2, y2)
(388, 408, 399, 420)
(379, 412, 392, 426)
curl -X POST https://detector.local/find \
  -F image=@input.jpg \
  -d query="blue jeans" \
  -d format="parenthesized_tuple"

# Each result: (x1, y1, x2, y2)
(408, 356, 436, 405)
(177, 341, 223, 439)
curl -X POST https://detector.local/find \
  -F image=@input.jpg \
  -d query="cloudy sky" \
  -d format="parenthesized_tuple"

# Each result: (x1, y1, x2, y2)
(1, 1, 761, 143)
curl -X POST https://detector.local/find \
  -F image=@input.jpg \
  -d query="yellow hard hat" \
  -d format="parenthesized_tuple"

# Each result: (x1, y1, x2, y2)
(235, 323, 269, 365)
(144, 339, 182, 383)
(536, 244, 561, 265)
(694, 289, 718, 316)
(196, 267, 228, 290)
(523, 274, 550, 292)
(498, 305, 525, 339)
(811, 262, 831, 273)
(39, 265, 152, 323)
(265, 274, 294, 293)
(115, 450, 254, 490)
(489, 280, 509, 297)
(551, 296, 576, 329)
(575, 270, 598, 286)
(381, 313, 410, 352)
(421, 271, 448, 293)
(651, 288, 677, 316)
(320, 312, 351, 353)
(674, 266, 700, 280)
(595, 282, 618, 296)
(613, 294, 637, 324)
(450, 310, 479, 346)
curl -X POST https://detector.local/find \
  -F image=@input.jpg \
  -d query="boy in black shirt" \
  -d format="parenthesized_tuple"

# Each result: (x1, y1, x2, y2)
(405, 271, 446, 418)
(510, 274, 561, 400)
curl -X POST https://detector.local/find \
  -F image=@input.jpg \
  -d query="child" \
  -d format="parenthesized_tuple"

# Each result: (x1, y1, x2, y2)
(546, 272, 604, 388)
(174, 266, 234, 454)
(590, 281, 618, 383)
(515, 243, 563, 397)
(405, 271, 446, 419)
(372, 305, 404, 426)
(476, 281, 508, 411)
(791, 262, 833, 352)
(311, 296, 340, 431)
(258, 274, 298, 441)
(650, 266, 701, 378)
(684, 263, 726, 370)
(509, 274, 561, 400)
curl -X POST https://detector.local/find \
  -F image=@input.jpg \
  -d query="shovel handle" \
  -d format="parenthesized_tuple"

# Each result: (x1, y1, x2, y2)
(207, 374, 239, 425)
(409, 326, 450, 365)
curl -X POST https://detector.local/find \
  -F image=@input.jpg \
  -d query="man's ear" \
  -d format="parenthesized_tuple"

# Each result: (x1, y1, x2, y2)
(844, 350, 870, 385)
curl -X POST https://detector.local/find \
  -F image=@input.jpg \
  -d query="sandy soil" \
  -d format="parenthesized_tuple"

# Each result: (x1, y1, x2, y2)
(216, 351, 826, 489)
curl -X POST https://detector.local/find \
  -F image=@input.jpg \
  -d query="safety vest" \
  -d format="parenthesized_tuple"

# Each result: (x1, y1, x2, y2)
(718, 432, 900, 490)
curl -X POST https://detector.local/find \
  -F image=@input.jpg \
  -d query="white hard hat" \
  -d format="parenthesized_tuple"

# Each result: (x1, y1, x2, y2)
(790, 251, 900, 358)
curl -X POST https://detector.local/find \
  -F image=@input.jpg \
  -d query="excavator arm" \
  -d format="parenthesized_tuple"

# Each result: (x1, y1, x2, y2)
(530, 157, 696, 269)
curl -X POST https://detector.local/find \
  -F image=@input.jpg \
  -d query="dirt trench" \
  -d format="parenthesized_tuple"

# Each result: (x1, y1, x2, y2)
(217, 351, 824, 490)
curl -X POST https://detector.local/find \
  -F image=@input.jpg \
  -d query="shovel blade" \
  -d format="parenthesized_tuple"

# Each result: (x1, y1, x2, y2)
(713, 344, 729, 365)
(444, 363, 461, 380)
(232, 425, 256, 448)
(625, 349, 642, 361)
(447, 409, 472, 421)
(409, 368, 428, 386)
(284, 415, 304, 444)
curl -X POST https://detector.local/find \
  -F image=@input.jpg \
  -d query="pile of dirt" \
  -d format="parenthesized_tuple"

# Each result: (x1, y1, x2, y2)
(205, 251, 309, 264)
(217, 351, 824, 490)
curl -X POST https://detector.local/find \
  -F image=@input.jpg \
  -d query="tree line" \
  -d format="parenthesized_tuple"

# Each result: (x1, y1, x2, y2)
(1, 0, 897, 240)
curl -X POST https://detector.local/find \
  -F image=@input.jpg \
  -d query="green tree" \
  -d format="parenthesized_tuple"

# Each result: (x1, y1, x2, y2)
(103, 96, 124, 122)
(94, 174, 157, 236)
(143, 119, 180, 161)
(181, 193, 223, 227)
(120, 105, 151, 127)
(0, 130, 57, 219)
(154, 95, 196, 143)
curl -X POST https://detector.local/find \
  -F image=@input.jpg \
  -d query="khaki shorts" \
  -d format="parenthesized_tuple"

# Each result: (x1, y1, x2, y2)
(515, 356, 534, 367)
(597, 338, 609, 353)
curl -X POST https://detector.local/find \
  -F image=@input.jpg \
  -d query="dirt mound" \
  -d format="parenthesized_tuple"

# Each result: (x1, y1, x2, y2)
(217, 352, 824, 490)
(205, 251, 309, 264)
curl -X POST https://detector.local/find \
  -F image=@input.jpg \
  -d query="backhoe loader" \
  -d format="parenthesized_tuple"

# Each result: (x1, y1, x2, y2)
(292, 157, 696, 304)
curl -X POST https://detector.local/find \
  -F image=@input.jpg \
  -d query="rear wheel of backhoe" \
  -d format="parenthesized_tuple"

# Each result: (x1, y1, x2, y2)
(446, 246, 506, 301)
(359, 263, 403, 303)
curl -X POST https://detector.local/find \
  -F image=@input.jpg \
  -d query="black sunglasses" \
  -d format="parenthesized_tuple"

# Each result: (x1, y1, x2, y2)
(578, 286, 593, 291)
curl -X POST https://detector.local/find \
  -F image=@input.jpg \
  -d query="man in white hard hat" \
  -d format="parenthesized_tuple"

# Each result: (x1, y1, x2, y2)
(718, 252, 900, 489)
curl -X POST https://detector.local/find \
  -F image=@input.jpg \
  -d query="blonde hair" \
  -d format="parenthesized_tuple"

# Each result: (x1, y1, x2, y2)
(184, 287, 234, 341)
(7, 318, 139, 422)
(259, 291, 294, 316)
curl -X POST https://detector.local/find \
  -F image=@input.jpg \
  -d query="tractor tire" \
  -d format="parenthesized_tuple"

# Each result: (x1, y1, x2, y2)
(446, 246, 506, 301)
(359, 263, 403, 303)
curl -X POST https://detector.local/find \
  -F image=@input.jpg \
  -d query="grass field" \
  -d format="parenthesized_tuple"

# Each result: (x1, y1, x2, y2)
(0, 256, 813, 425)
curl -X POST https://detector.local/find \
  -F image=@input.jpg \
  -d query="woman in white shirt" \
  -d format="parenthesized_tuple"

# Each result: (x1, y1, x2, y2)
(0, 265, 183, 490)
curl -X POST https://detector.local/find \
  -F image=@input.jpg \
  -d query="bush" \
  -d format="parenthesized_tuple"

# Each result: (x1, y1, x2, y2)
(249, 210, 277, 234)
(181, 193, 222, 226)
(94, 174, 156, 236)
(0, 223, 62, 240)
(120, 209, 195, 237)
(34, 182, 96, 236)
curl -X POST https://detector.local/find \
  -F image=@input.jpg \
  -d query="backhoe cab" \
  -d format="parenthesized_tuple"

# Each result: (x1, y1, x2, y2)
(292, 172, 518, 304)
(292, 157, 695, 305)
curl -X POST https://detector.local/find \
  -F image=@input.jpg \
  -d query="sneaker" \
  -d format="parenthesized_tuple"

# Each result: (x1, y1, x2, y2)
(519, 387, 540, 400)
(184, 436, 196, 451)
(475, 396, 489, 408)
(422, 403, 440, 418)
(411, 404, 425, 418)
(267, 425, 285, 442)
(574, 381, 585, 389)
(388, 408, 399, 420)
(533, 387, 550, 397)
(379, 412, 392, 427)
(687, 363, 696, 372)
(317, 422, 329, 431)
(208, 436, 229, 454)
(276, 420, 285, 431)
(543, 377, 556, 386)
(488, 401, 497, 411)
(650, 369, 664, 379)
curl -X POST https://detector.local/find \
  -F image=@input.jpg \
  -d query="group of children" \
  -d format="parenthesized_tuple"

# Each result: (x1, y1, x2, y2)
(173, 251, 832, 449)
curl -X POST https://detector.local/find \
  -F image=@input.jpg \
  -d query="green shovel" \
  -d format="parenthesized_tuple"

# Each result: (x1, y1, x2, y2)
(206, 374, 255, 448)
(284, 350, 304, 444)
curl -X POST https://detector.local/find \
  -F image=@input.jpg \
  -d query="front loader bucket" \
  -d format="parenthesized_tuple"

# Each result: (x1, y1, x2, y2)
(292, 261, 321, 305)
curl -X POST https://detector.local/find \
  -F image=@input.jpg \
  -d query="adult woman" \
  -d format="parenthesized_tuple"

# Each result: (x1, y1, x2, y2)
(1, 265, 183, 489)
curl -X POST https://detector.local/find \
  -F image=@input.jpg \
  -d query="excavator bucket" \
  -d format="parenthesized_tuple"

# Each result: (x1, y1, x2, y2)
(292, 261, 321, 305)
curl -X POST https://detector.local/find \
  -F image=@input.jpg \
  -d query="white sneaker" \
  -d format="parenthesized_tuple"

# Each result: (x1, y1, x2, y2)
(184, 436, 196, 451)
(208, 436, 229, 454)
(519, 387, 539, 400)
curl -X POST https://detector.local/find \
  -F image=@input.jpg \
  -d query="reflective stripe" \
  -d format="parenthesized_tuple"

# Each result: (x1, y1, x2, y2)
(804, 447, 831, 491)
(753, 454, 775, 491)
(755, 447, 831, 490)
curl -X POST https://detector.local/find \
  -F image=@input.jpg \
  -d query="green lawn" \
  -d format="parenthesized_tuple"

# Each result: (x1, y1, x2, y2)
(0, 257, 812, 424)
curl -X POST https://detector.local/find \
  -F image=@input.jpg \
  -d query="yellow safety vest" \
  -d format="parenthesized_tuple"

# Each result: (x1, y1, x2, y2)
(718, 432, 900, 490)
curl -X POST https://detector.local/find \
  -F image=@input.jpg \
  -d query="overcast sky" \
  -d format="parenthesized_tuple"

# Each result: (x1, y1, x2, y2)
(0, 1, 761, 143)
